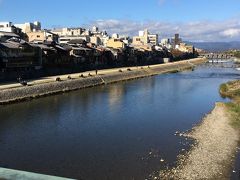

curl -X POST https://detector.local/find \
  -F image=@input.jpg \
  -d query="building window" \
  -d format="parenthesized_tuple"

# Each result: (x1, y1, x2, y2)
(37, 35, 40, 38)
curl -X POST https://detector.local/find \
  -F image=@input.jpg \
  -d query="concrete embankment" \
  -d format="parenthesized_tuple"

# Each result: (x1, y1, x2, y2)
(0, 58, 207, 105)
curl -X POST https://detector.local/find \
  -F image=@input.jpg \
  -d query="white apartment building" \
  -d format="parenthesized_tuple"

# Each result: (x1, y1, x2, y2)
(0, 22, 14, 32)
(161, 38, 170, 45)
(160, 38, 172, 49)
(0, 22, 22, 37)
(148, 34, 158, 45)
(59, 36, 90, 44)
(52, 27, 84, 37)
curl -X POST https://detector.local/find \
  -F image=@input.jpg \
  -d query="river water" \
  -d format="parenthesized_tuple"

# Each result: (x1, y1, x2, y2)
(0, 61, 239, 180)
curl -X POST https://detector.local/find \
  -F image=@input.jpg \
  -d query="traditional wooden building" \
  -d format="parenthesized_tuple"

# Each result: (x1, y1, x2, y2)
(0, 39, 42, 69)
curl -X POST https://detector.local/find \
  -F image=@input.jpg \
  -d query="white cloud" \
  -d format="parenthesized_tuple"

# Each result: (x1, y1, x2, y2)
(220, 28, 240, 38)
(85, 17, 240, 42)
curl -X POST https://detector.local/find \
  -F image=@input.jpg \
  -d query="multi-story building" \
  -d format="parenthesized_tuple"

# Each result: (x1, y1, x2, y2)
(132, 29, 158, 46)
(161, 38, 170, 45)
(148, 34, 158, 45)
(51, 26, 111, 46)
(106, 38, 126, 49)
(52, 27, 92, 45)
(14, 21, 41, 33)
(52, 27, 84, 37)
(90, 36, 101, 46)
(92, 26, 99, 33)
(100, 35, 110, 47)
(171, 34, 182, 48)
(133, 29, 148, 45)
(0, 22, 22, 36)
(27, 30, 59, 43)
(160, 38, 172, 49)
(59, 36, 90, 44)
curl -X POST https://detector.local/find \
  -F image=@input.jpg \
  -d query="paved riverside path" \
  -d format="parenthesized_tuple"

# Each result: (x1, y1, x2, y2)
(0, 58, 205, 91)
(0, 168, 75, 180)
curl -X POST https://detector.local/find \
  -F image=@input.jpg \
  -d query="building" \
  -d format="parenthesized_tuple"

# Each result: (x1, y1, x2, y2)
(177, 43, 194, 53)
(160, 38, 172, 49)
(51, 27, 92, 45)
(0, 39, 42, 69)
(132, 29, 158, 46)
(0, 22, 23, 36)
(171, 34, 182, 48)
(161, 38, 170, 45)
(106, 38, 126, 49)
(133, 29, 148, 45)
(90, 36, 101, 46)
(120, 36, 130, 46)
(52, 26, 110, 46)
(59, 36, 90, 44)
(0, 22, 13, 32)
(52, 27, 84, 37)
(100, 35, 110, 47)
(112, 33, 119, 39)
(14, 21, 41, 33)
(148, 34, 158, 45)
(92, 26, 99, 33)
(26, 30, 59, 43)
(132, 44, 153, 52)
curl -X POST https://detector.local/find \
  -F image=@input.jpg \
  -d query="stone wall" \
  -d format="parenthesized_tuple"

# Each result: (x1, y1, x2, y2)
(0, 58, 207, 104)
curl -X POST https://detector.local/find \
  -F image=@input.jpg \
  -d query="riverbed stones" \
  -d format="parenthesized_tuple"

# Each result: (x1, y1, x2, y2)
(160, 103, 239, 180)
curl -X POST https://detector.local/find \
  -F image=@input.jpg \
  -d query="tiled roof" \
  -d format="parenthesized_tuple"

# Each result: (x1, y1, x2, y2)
(0, 31, 19, 37)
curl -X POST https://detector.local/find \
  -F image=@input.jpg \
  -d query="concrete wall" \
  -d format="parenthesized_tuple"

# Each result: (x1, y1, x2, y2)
(0, 58, 207, 105)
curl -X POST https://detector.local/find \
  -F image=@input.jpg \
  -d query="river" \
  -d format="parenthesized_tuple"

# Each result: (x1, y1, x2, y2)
(0, 60, 239, 180)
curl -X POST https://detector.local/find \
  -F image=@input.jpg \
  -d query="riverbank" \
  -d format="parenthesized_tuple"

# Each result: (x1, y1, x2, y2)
(0, 58, 207, 105)
(160, 80, 240, 180)
(220, 80, 240, 129)
(160, 103, 239, 179)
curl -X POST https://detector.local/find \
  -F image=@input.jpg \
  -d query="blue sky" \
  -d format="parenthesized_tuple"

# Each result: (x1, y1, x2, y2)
(1, 0, 240, 41)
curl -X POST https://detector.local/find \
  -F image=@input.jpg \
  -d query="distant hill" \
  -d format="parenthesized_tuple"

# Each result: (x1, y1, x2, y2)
(187, 41, 240, 52)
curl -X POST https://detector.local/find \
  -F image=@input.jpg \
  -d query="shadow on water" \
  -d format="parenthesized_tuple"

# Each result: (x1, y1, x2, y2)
(0, 61, 239, 180)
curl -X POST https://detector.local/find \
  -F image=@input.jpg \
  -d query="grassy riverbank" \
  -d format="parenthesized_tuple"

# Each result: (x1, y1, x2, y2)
(220, 80, 240, 128)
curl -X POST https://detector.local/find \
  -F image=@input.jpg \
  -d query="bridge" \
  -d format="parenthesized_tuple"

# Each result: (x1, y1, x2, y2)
(201, 53, 234, 59)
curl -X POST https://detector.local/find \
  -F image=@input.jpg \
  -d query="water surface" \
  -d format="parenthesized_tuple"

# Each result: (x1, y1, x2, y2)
(0, 61, 239, 180)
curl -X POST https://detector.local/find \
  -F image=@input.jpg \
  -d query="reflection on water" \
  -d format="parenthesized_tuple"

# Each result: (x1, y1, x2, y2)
(0, 62, 239, 180)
